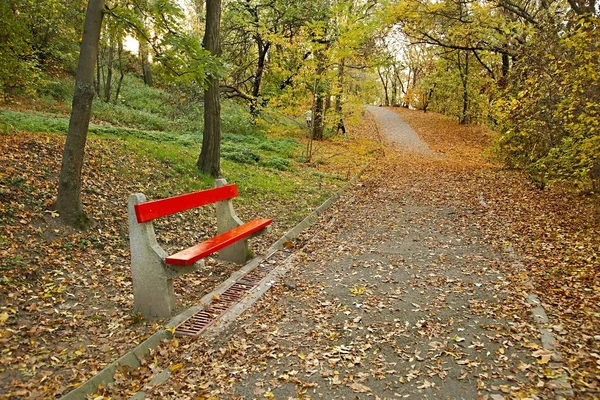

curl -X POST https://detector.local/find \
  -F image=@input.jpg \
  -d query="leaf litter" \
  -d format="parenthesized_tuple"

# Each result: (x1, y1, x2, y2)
(2, 108, 598, 398)
(97, 108, 597, 398)
(0, 114, 380, 398)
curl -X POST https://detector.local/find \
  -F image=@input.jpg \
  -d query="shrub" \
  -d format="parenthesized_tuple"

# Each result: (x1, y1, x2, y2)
(494, 17, 600, 190)
(261, 157, 291, 171)
(222, 146, 261, 164)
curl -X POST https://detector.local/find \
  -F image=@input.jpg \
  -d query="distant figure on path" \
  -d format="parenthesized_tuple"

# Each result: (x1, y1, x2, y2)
(337, 118, 346, 135)
(304, 110, 313, 128)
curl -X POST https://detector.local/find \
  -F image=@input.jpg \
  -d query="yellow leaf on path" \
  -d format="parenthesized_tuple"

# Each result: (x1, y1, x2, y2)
(169, 363, 183, 372)
(350, 285, 366, 295)
(264, 392, 275, 399)
(0, 312, 8, 325)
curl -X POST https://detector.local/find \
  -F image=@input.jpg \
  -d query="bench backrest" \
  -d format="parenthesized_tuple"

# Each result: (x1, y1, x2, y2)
(134, 184, 238, 223)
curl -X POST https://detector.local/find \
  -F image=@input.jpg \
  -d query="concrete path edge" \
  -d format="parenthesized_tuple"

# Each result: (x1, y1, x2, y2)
(504, 246, 574, 399)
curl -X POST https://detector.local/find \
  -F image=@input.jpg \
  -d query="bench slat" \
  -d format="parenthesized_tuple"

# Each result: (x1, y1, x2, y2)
(165, 218, 273, 266)
(135, 185, 238, 223)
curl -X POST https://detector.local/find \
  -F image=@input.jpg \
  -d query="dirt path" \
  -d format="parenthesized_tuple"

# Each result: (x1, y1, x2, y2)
(108, 109, 576, 399)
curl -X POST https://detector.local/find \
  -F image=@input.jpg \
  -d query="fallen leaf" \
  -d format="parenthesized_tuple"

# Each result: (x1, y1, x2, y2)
(348, 382, 371, 393)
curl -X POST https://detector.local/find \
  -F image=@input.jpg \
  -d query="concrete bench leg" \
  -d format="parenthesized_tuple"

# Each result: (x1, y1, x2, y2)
(215, 178, 249, 264)
(128, 194, 175, 319)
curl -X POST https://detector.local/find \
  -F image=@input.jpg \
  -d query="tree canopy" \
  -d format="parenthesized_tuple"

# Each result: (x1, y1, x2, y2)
(0, 0, 598, 191)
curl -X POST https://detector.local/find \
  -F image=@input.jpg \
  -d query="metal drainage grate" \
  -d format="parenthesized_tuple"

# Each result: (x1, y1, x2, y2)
(174, 250, 289, 337)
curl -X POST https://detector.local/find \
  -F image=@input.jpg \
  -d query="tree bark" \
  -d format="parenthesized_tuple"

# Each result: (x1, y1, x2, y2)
(139, 41, 152, 86)
(377, 67, 390, 106)
(335, 59, 344, 114)
(197, 0, 222, 178)
(311, 47, 327, 141)
(114, 38, 125, 103)
(312, 95, 325, 141)
(55, 0, 105, 229)
(250, 38, 270, 116)
(139, 0, 153, 87)
(104, 33, 115, 102)
(457, 51, 469, 124)
(335, 59, 345, 134)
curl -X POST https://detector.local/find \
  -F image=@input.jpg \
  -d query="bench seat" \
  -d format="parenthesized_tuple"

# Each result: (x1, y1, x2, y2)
(165, 218, 272, 266)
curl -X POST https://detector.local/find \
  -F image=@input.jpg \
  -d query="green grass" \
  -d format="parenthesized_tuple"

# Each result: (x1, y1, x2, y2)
(0, 105, 303, 173)
(1, 73, 356, 220)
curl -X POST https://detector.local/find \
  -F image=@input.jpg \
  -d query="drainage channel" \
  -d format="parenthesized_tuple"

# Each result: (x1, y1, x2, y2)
(175, 250, 290, 337)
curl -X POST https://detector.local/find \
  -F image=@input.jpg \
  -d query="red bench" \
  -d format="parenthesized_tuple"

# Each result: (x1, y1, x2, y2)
(128, 179, 272, 318)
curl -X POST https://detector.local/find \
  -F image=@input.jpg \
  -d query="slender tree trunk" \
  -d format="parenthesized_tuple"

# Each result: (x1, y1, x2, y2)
(377, 67, 390, 106)
(457, 51, 469, 124)
(95, 48, 101, 95)
(104, 34, 114, 102)
(335, 59, 345, 134)
(499, 53, 510, 88)
(55, 0, 105, 229)
(325, 92, 331, 114)
(139, 0, 153, 87)
(114, 38, 124, 103)
(197, 0, 222, 177)
(391, 64, 398, 105)
(194, 0, 205, 26)
(312, 95, 324, 141)
(311, 48, 326, 141)
(250, 39, 270, 116)
(334, 59, 344, 114)
(140, 43, 152, 87)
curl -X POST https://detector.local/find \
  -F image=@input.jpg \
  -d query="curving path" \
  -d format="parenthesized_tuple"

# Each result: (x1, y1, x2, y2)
(366, 105, 435, 156)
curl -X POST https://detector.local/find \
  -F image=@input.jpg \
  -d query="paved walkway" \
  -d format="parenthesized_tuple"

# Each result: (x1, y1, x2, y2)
(366, 106, 435, 156)
(126, 109, 556, 399)
(219, 111, 535, 399)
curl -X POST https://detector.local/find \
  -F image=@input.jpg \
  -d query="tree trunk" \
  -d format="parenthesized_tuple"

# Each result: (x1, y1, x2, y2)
(139, 0, 153, 87)
(458, 51, 469, 124)
(114, 38, 125, 103)
(250, 39, 270, 116)
(423, 84, 436, 113)
(55, 0, 105, 229)
(197, 0, 222, 178)
(312, 95, 324, 141)
(194, 0, 205, 31)
(95, 47, 101, 95)
(499, 53, 510, 88)
(140, 42, 153, 87)
(391, 64, 398, 106)
(377, 66, 389, 106)
(104, 33, 115, 102)
(335, 59, 344, 114)
(335, 59, 345, 134)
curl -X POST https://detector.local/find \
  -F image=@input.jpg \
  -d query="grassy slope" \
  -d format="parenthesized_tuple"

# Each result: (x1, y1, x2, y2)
(0, 77, 380, 397)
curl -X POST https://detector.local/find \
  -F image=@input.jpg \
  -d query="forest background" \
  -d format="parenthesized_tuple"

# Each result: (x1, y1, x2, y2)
(1, 0, 598, 198)
(0, 0, 598, 397)
(0, 0, 598, 195)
